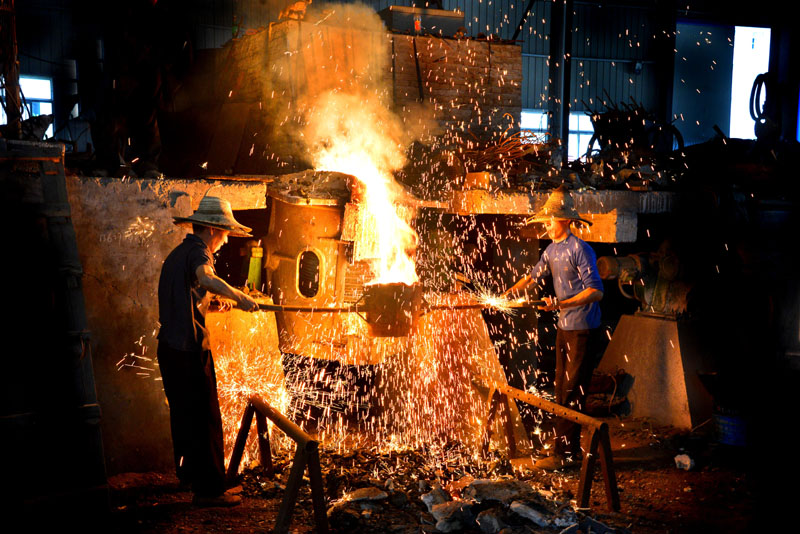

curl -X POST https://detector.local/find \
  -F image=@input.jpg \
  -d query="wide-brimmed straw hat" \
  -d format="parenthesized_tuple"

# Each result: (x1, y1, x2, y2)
(524, 185, 592, 226)
(173, 195, 253, 237)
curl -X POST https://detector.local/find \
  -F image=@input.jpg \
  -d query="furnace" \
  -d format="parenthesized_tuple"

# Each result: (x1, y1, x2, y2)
(259, 170, 422, 426)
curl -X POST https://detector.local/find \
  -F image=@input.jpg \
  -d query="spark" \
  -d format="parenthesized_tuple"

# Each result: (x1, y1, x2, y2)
(476, 291, 520, 315)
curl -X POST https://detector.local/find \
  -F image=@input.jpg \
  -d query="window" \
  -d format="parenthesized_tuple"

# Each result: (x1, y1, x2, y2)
(520, 109, 596, 161)
(568, 113, 596, 161)
(297, 250, 321, 298)
(520, 109, 548, 136)
(1, 76, 54, 139)
(729, 26, 771, 139)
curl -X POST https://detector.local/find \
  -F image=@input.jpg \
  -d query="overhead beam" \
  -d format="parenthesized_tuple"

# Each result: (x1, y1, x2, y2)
(547, 0, 573, 165)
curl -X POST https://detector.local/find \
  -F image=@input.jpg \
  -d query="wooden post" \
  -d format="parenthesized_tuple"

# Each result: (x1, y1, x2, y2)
(500, 393, 518, 458)
(577, 426, 602, 508)
(482, 391, 520, 457)
(273, 446, 307, 534)
(598, 425, 621, 511)
(482, 389, 501, 455)
(226, 402, 256, 485)
(256, 410, 274, 476)
(479, 378, 621, 512)
(229, 398, 330, 533)
(306, 444, 329, 534)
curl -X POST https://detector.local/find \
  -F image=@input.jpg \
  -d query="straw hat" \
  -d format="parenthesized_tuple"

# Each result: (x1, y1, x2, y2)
(524, 185, 592, 226)
(173, 195, 253, 237)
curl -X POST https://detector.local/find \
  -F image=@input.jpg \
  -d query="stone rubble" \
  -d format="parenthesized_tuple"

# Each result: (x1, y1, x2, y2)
(239, 445, 625, 533)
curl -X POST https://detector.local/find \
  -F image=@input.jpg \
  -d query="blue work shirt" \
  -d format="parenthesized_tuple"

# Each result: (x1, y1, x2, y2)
(530, 232, 603, 330)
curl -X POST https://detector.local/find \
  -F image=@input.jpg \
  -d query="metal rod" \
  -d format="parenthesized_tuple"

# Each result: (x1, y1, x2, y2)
(522, 52, 657, 65)
(257, 303, 361, 313)
(252, 300, 546, 314)
(548, 0, 573, 164)
(428, 300, 545, 311)
(257, 303, 547, 313)
(512, 0, 537, 41)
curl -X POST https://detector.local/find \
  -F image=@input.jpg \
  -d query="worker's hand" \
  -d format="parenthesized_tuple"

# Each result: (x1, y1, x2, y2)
(235, 291, 260, 312)
(217, 298, 233, 312)
(538, 295, 559, 311)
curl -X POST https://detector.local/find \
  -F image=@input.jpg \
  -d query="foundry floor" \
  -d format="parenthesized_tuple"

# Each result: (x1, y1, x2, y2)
(33, 417, 775, 534)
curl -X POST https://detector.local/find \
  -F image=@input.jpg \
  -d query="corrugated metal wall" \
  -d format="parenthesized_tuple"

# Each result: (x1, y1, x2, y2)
(17, 3, 75, 77)
(191, 0, 237, 50)
(227, 0, 661, 113)
(570, 2, 657, 113)
(12, 1, 667, 127)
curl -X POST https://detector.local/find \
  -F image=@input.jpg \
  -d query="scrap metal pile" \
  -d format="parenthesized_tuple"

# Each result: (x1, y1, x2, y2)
(573, 98, 685, 191)
(238, 444, 625, 534)
(440, 101, 686, 193)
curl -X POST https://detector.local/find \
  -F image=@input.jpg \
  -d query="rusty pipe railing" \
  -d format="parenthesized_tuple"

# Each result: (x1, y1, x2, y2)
(226, 396, 328, 534)
(477, 376, 620, 512)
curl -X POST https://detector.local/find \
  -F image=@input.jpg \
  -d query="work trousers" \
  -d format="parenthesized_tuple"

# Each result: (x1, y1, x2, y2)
(553, 328, 600, 456)
(157, 343, 226, 497)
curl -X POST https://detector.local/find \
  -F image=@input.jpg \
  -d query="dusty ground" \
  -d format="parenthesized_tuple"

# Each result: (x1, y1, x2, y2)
(91, 417, 770, 534)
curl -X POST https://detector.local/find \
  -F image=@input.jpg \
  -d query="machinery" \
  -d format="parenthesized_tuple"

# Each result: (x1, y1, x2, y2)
(597, 240, 692, 317)
(595, 241, 713, 429)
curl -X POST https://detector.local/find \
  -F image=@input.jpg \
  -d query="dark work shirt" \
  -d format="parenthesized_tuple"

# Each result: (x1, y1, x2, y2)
(529, 233, 603, 330)
(158, 234, 214, 351)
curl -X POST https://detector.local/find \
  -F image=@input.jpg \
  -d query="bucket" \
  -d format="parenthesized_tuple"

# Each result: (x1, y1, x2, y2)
(713, 411, 747, 447)
(362, 282, 423, 337)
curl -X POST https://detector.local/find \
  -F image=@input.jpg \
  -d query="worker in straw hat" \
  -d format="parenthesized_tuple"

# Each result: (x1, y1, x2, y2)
(502, 185, 604, 470)
(157, 194, 259, 507)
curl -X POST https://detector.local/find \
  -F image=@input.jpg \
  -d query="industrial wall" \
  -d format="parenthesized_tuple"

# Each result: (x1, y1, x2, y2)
(13, 1, 673, 142)
(15, 0, 773, 149)
(65, 176, 268, 474)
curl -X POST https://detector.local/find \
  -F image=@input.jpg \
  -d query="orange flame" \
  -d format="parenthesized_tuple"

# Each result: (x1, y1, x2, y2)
(308, 92, 418, 285)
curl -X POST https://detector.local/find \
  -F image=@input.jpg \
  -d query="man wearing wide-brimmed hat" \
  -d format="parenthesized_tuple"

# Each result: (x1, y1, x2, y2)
(503, 185, 604, 470)
(157, 195, 259, 507)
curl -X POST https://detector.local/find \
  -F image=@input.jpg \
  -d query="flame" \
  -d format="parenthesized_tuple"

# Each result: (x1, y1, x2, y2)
(308, 91, 418, 285)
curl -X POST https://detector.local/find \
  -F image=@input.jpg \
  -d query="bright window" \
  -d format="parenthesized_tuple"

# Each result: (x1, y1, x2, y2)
(568, 113, 596, 161)
(520, 109, 548, 134)
(520, 109, 596, 161)
(729, 26, 771, 139)
(1, 76, 55, 139)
